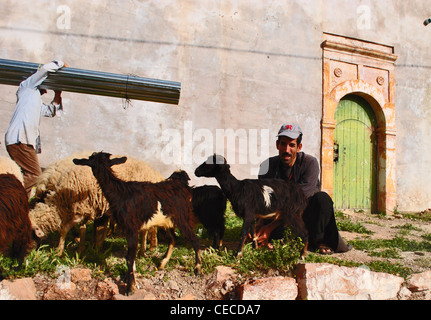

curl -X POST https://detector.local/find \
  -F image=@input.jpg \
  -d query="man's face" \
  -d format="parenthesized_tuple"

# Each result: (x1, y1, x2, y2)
(276, 136, 302, 167)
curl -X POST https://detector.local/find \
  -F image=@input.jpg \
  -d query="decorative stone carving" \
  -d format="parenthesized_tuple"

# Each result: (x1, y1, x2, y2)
(334, 68, 343, 77)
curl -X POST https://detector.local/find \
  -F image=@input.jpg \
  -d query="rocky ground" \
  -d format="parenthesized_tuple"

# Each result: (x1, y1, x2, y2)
(2, 209, 431, 300)
(30, 266, 236, 300)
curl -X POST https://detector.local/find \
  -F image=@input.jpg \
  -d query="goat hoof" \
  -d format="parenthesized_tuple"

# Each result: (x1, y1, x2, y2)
(125, 287, 134, 296)
(194, 264, 202, 275)
(125, 283, 138, 296)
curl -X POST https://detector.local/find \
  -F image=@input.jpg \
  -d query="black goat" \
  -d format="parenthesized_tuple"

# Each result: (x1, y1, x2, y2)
(0, 174, 33, 264)
(168, 171, 227, 249)
(73, 152, 201, 295)
(195, 154, 308, 257)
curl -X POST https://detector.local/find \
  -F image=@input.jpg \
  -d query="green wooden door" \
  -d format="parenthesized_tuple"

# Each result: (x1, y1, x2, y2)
(333, 95, 377, 211)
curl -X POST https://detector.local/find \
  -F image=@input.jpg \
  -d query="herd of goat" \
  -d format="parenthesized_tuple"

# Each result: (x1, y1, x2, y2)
(0, 152, 308, 295)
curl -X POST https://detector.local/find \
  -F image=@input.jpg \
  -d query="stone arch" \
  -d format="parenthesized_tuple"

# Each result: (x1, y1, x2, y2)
(327, 80, 388, 130)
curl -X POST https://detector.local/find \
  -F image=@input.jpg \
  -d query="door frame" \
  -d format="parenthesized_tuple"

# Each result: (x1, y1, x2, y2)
(321, 33, 397, 215)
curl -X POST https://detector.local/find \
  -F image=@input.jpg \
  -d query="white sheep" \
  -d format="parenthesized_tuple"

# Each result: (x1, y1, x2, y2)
(30, 151, 163, 255)
(0, 156, 24, 185)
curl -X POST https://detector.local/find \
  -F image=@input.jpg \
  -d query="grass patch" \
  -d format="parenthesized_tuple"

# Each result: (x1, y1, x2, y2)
(335, 211, 373, 235)
(235, 229, 304, 275)
(139, 229, 305, 277)
(368, 248, 401, 259)
(366, 260, 412, 279)
(0, 244, 87, 279)
(222, 202, 243, 241)
(402, 212, 431, 222)
(351, 236, 431, 253)
(393, 223, 422, 236)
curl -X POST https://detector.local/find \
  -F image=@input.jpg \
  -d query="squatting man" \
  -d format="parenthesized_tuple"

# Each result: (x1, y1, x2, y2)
(255, 123, 351, 254)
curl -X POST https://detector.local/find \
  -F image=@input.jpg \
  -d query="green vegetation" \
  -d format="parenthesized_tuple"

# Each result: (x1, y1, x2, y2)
(350, 236, 431, 253)
(335, 211, 373, 235)
(0, 205, 304, 280)
(1, 204, 430, 282)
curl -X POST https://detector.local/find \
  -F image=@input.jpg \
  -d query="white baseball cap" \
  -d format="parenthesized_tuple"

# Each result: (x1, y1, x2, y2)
(277, 123, 303, 139)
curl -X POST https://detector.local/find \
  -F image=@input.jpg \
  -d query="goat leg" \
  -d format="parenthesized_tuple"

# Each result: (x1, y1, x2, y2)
(191, 236, 201, 275)
(148, 227, 158, 250)
(212, 232, 221, 250)
(57, 222, 75, 256)
(176, 221, 202, 274)
(139, 229, 148, 257)
(159, 228, 176, 270)
(93, 214, 110, 250)
(125, 233, 139, 296)
(139, 227, 158, 256)
(78, 224, 86, 254)
(301, 241, 309, 259)
(237, 216, 255, 258)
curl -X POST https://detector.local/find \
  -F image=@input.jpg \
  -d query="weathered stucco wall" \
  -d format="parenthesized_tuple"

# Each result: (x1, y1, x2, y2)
(0, 0, 430, 212)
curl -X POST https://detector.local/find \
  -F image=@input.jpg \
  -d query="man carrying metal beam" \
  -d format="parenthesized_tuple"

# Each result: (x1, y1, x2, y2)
(4, 60, 68, 197)
(0, 58, 181, 105)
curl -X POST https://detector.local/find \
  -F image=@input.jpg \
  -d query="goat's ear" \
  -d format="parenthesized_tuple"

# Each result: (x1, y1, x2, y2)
(215, 154, 230, 170)
(73, 158, 90, 166)
(218, 154, 227, 164)
(109, 156, 127, 167)
(208, 154, 227, 165)
(168, 170, 190, 184)
(182, 170, 191, 181)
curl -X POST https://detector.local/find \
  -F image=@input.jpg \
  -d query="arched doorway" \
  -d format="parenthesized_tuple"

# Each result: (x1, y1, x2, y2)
(333, 94, 377, 212)
(321, 33, 397, 214)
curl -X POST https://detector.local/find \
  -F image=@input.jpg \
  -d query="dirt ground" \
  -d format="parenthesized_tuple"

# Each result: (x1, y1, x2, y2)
(334, 209, 431, 274)
(32, 267, 226, 300)
(31, 210, 431, 300)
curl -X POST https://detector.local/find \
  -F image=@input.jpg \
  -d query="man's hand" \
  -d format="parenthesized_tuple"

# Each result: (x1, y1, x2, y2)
(253, 219, 282, 249)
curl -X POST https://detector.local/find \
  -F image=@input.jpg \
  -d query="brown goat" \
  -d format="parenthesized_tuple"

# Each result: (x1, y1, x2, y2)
(73, 152, 201, 295)
(0, 174, 33, 263)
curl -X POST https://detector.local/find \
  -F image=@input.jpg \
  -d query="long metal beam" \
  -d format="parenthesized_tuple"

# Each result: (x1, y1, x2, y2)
(0, 58, 181, 105)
